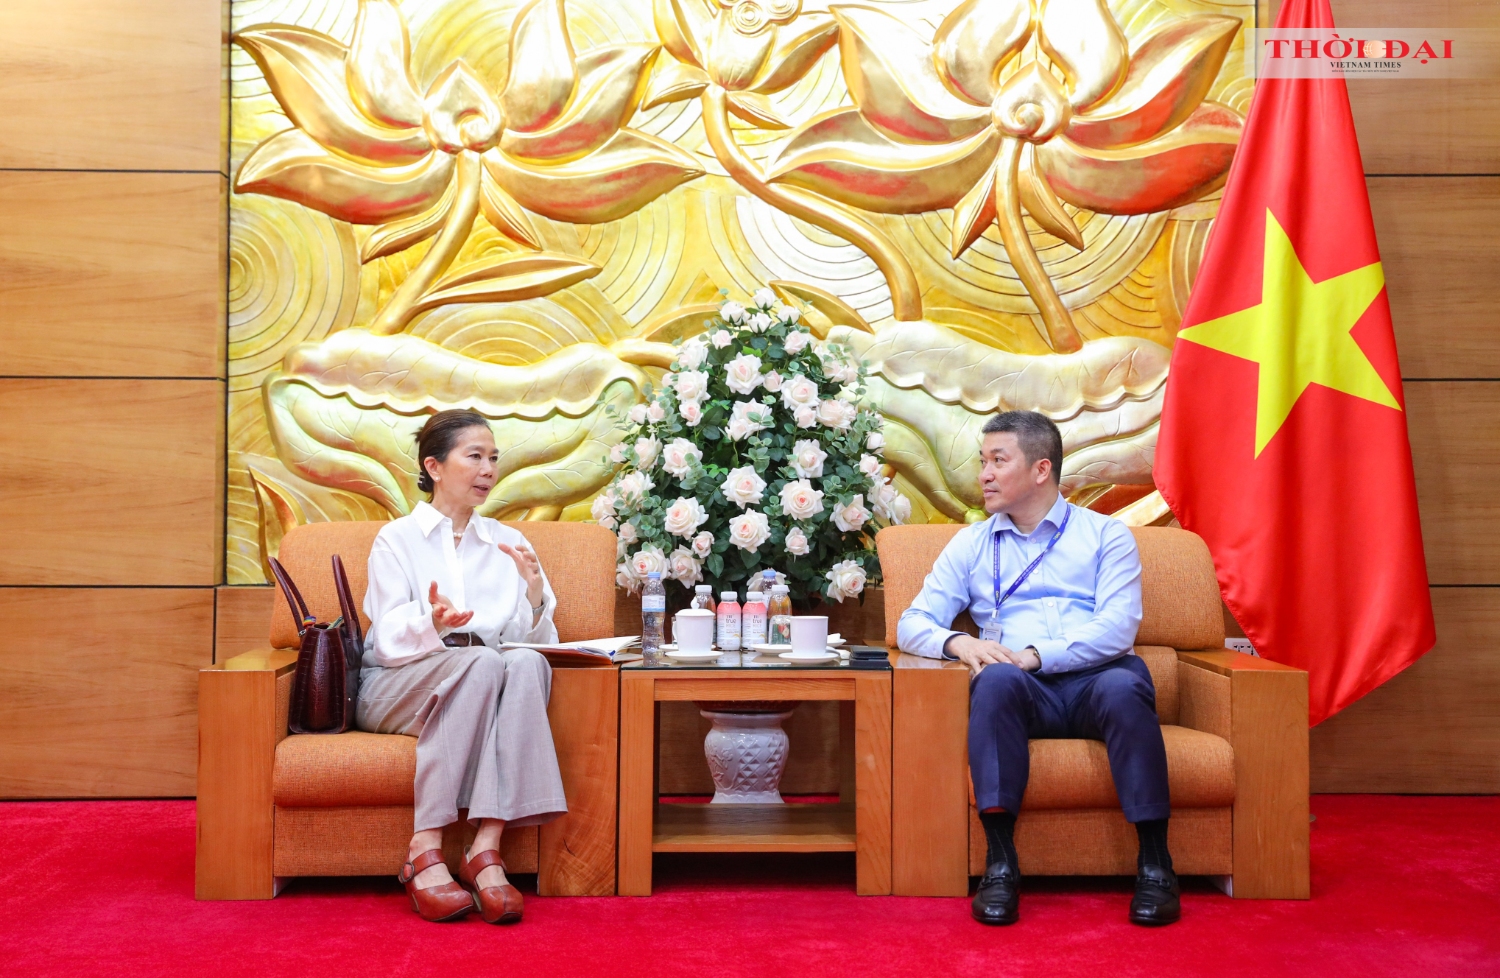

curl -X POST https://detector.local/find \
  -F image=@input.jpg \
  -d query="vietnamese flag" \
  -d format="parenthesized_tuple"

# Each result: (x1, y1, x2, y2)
(1154, 0, 1435, 724)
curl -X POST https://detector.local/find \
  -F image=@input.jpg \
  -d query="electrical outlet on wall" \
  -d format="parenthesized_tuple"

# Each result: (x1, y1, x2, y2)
(1226, 637, 1258, 657)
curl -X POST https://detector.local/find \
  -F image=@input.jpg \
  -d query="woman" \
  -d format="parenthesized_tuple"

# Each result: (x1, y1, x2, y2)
(358, 409, 566, 923)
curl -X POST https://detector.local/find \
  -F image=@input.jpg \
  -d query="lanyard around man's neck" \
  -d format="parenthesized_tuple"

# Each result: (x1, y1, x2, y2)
(991, 503, 1072, 615)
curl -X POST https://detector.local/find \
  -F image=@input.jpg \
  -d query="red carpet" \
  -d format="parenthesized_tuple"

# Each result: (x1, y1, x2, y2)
(2, 795, 1496, 977)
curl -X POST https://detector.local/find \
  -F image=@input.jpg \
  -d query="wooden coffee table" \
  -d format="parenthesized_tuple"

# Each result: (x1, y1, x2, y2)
(617, 650, 893, 895)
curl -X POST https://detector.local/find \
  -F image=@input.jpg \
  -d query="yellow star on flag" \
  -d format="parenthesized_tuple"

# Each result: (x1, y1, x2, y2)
(1176, 210, 1400, 456)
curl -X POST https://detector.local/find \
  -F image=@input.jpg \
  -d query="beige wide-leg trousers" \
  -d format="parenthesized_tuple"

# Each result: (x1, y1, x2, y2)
(356, 646, 568, 832)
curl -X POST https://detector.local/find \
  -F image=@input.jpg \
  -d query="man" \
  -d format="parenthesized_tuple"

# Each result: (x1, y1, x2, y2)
(897, 411, 1179, 927)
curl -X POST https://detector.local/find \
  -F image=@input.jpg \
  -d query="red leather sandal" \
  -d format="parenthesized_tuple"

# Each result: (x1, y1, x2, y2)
(460, 849, 524, 924)
(398, 849, 474, 922)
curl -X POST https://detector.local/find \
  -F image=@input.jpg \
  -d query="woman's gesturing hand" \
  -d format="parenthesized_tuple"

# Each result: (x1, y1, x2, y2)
(498, 542, 545, 615)
(429, 581, 474, 633)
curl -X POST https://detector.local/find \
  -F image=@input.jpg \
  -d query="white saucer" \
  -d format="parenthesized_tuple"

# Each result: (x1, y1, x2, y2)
(664, 647, 723, 659)
(779, 650, 839, 662)
(826, 636, 846, 647)
(749, 643, 792, 654)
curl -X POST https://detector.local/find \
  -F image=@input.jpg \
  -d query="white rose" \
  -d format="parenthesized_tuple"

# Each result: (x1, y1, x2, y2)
(617, 521, 639, 545)
(816, 399, 855, 430)
(721, 465, 767, 508)
(724, 353, 763, 395)
(753, 287, 777, 308)
(774, 303, 799, 324)
(661, 438, 702, 479)
(747, 312, 772, 333)
(785, 526, 811, 556)
(590, 490, 617, 522)
(720, 300, 746, 323)
(867, 432, 885, 452)
(616, 560, 638, 591)
(783, 330, 810, 355)
(870, 476, 899, 519)
(825, 559, 867, 603)
(762, 370, 783, 392)
(610, 442, 628, 464)
(832, 493, 872, 533)
(892, 494, 912, 524)
(728, 400, 770, 440)
(691, 530, 714, 558)
(673, 369, 709, 402)
(615, 470, 655, 503)
(628, 403, 649, 425)
(680, 399, 704, 427)
(795, 405, 816, 428)
(728, 509, 771, 551)
(711, 329, 733, 349)
(791, 439, 828, 478)
(635, 436, 661, 470)
(779, 479, 825, 521)
(663, 497, 709, 538)
(726, 416, 753, 441)
(647, 402, 666, 423)
(675, 338, 709, 371)
(669, 546, 703, 586)
(780, 374, 820, 413)
(859, 454, 881, 477)
(630, 545, 668, 580)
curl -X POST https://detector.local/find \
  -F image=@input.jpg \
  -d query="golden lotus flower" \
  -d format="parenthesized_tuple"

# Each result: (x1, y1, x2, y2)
(234, 0, 704, 335)
(767, 0, 1243, 351)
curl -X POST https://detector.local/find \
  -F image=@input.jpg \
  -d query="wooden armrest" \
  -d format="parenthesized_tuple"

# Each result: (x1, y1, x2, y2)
(196, 648, 297, 899)
(1178, 647, 1308, 899)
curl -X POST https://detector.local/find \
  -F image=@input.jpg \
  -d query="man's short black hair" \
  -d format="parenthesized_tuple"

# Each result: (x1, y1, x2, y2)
(981, 411, 1064, 484)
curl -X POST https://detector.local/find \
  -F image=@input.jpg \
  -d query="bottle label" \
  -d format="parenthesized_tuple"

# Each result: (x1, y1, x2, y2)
(641, 595, 666, 612)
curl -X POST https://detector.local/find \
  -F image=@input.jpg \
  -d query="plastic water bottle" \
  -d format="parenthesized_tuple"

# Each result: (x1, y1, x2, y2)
(691, 584, 716, 614)
(642, 572, 666, 654)
(768, 584, 793, 645)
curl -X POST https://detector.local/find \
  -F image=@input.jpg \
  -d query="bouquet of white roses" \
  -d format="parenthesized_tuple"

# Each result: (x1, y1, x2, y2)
(593, 289, 910, 604)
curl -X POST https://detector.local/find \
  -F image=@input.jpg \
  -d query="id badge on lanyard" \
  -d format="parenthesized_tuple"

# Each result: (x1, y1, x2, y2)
(986, 506, 1071, 644)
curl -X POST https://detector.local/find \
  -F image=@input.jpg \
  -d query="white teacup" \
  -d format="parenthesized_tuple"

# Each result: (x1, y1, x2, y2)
(789, 615, 829, 654)
(673, 609, 716, 653)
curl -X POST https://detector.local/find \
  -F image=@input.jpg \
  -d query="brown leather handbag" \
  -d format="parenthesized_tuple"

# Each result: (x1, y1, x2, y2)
(269, 554, 365, 735)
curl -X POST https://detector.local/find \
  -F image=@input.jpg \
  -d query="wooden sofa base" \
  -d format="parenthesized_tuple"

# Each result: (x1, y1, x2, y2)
(272, 806, 538, 878)
(967, 806, 1232, 876)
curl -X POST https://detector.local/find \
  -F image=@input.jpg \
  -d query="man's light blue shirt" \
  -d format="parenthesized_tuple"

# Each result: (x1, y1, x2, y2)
(896, 494, 1143, 674)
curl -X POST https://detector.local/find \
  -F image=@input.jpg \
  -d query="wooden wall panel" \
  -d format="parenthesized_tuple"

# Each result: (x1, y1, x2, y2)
(0, 379, 224, 585)
(1374, 178, 1500, 378)
(1312, 587, 1500, 792)
(0, 173, 227, 377)
(0, 588, 213, 797)
(1406, 381, 1500, 585)
(215, 586, 274, 663)
(0, 2, 223, 171)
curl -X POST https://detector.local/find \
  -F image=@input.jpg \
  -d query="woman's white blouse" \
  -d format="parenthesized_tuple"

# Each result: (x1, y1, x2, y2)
(362, 501, 558, 668)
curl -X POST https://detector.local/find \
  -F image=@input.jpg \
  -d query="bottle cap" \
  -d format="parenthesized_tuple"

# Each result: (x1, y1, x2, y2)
(720, 591, 738, 601)
(647, 571, 661, 579)
(762, 569, 775, 578)
(772, 583, 788, 592)
(695, 584, 711, 592)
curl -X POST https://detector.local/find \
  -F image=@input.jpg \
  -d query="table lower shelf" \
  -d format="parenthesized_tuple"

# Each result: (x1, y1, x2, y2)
(652, 801, 856, 852)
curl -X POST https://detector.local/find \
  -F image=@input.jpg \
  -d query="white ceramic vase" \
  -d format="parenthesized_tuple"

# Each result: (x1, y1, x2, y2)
(700, 710, 795, 804)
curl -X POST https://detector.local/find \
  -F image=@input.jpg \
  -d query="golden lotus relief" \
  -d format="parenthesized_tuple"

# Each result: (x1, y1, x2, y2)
(227, 0, 1256, 583)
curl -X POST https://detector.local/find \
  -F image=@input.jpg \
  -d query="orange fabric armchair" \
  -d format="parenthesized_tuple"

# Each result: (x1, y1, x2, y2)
(196, 521, 620, 899)
(879, 524, 1309, 899)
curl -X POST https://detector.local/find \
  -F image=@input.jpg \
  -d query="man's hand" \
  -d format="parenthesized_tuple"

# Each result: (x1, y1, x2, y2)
(1013, 646, 1042, 673)
(947, 634, 1021, 677)
(429, 581, 474, 633)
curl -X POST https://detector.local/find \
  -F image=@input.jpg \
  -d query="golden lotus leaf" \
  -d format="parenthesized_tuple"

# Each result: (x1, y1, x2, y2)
(500, 44, 660, 162)
(483, 130, 705, 224)
(1038, 102, 1242, 214)
(1038, 0, 1129, 112)
(346, 0, 424, 128)
(236, 129, 456, 225)
(235, 25, 432, 165)
(830, 5, 989, 145)
(932, 0, 1033, 107)
(408, 253, 603, 317)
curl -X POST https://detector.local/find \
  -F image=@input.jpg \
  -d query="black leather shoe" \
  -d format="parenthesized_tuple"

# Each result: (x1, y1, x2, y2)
(972, 862, 1020, 925)
(1129, 864, 1181, 925)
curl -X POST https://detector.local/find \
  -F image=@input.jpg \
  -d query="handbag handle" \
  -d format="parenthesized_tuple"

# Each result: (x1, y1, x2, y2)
(269, 556, 314, 637)
(331, 554, 364, 656)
